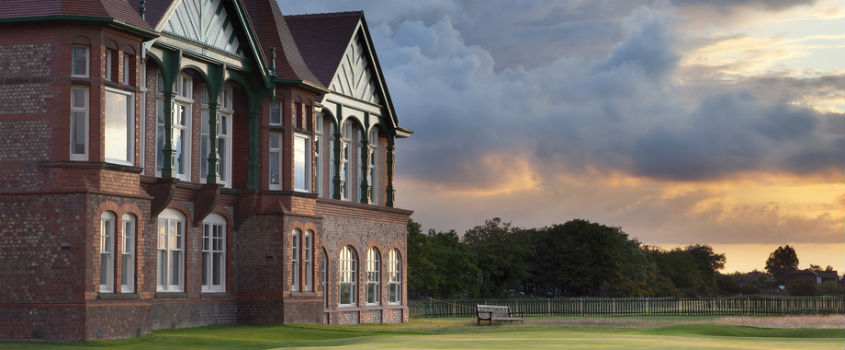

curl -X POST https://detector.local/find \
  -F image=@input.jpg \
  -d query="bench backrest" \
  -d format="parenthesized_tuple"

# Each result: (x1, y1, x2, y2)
(477, 305, 511, 318)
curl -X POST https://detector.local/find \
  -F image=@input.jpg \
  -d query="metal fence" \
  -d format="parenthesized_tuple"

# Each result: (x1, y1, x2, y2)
(409, 297, 845, 318)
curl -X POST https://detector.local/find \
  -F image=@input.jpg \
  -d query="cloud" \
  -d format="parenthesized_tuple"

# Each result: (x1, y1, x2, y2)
(671, 0, 816, 12)
(280, 0, 844, 248)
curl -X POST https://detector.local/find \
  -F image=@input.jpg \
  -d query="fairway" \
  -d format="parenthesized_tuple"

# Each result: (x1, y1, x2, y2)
(0, 319, 841, 350)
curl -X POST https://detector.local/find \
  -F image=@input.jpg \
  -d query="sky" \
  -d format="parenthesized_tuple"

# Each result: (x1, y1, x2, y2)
(281, 0, 845, 273)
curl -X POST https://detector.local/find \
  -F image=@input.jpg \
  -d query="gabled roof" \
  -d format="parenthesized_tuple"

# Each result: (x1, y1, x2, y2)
(0, 0, 155, 37)
(286, 11, 406, 132)
(127, 0, 172, 28)
(284, 11, 362, 88)
(241, 0, 323, 88)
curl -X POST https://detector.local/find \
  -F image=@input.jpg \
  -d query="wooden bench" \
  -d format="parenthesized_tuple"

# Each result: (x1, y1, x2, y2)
(476, 304, 525, 325)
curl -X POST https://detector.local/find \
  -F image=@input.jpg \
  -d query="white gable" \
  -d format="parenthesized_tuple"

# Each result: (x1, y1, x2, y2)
(161, 0, 243, 56)
(330, 35, 380, 105)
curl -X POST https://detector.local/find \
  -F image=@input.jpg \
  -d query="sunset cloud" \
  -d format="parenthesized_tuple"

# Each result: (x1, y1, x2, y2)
(284, 1, 844, 271)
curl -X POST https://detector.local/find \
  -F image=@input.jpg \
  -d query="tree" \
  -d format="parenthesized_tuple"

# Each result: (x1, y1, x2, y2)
(765, 245, 798, 281)
(406, 219, 440, 298)
(463, 218, 531, 297)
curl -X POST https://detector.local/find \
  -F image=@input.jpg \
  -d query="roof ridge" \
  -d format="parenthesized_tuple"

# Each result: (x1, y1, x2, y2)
(284, 10, 363, 19)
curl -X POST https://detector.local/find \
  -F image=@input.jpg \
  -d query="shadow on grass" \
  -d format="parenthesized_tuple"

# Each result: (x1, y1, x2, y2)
(637, 323, 845, 338)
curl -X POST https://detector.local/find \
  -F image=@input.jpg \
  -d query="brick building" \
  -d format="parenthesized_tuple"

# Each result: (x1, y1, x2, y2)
(0, 0, 412, 340)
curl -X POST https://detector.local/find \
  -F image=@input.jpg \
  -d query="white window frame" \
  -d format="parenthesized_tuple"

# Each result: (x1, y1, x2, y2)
(100, 211, 115, 293)
(104, 87, 135, 166)
(338, 246, 357, 306)
(122, 53, 130, 85)
(202, 214, 226, 293)
(121, 214, 135, 293)
(269, 133, 283, 190)
(366, 247, 380, 305)
(105, 49, 113, 82)
(388, 249, 402, 304)
(157, 209, 185, 292)
(269, 102, 281, 126)
(294, 133, 311, 192)
(304, 231, 313, 291)
(70, 86, 89, 161)
(71, 46, 89, 78)
(291, 229, 300, 292)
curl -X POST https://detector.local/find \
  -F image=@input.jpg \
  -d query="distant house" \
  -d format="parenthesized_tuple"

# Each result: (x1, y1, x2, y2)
(816, 270, 839, 284)
(784, 269, 821, 286)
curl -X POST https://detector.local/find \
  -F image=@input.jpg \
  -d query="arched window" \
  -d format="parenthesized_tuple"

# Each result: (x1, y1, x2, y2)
(338, 246, 357, 306)
(292, 229, 300, 291)
(202, 214, 226, 292)
(100, 211, 115, 293)
(388, 249, 401, 304)
(304, 231, 314, 291)
(329, 122, 337, 198)
(366, 247, 380, 304)
(157, 209, 185, 291)
(121, 213, 136, 293)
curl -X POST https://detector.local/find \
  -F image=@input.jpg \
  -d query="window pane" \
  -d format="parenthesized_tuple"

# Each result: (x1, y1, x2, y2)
(158, 250, 167, 287)
(71, 111, 86, 155)
(71, 47, 88, 76)
(171, 251, 181, 286)
(213, 253, 221, 285)
(270, 102, 280, 125)
(294, 136, 306, 190)
(202, 252, 208, 286)
(104, 91, 130, 162)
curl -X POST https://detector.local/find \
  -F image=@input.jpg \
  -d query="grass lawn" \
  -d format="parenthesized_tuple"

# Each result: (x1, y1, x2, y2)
(0, 318, 841, 350)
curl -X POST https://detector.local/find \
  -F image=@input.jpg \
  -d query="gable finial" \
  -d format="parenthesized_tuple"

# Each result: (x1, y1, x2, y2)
(139, 0, 146, 20)
(269, 47, 277, 72)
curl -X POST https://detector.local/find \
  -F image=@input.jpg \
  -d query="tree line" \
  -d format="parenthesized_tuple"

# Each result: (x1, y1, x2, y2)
(408, 218, 842, 299)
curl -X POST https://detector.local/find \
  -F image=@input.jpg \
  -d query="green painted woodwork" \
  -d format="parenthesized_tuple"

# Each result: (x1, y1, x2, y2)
(161, 0, 243, 57)
(0, 15, 157, 39)
(205, 64, 225, 184)
(386, 133, 395, 207)
(359, 112, 370, 204)
(332, 104, 343, 200)
(159, 49, 182, 178)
